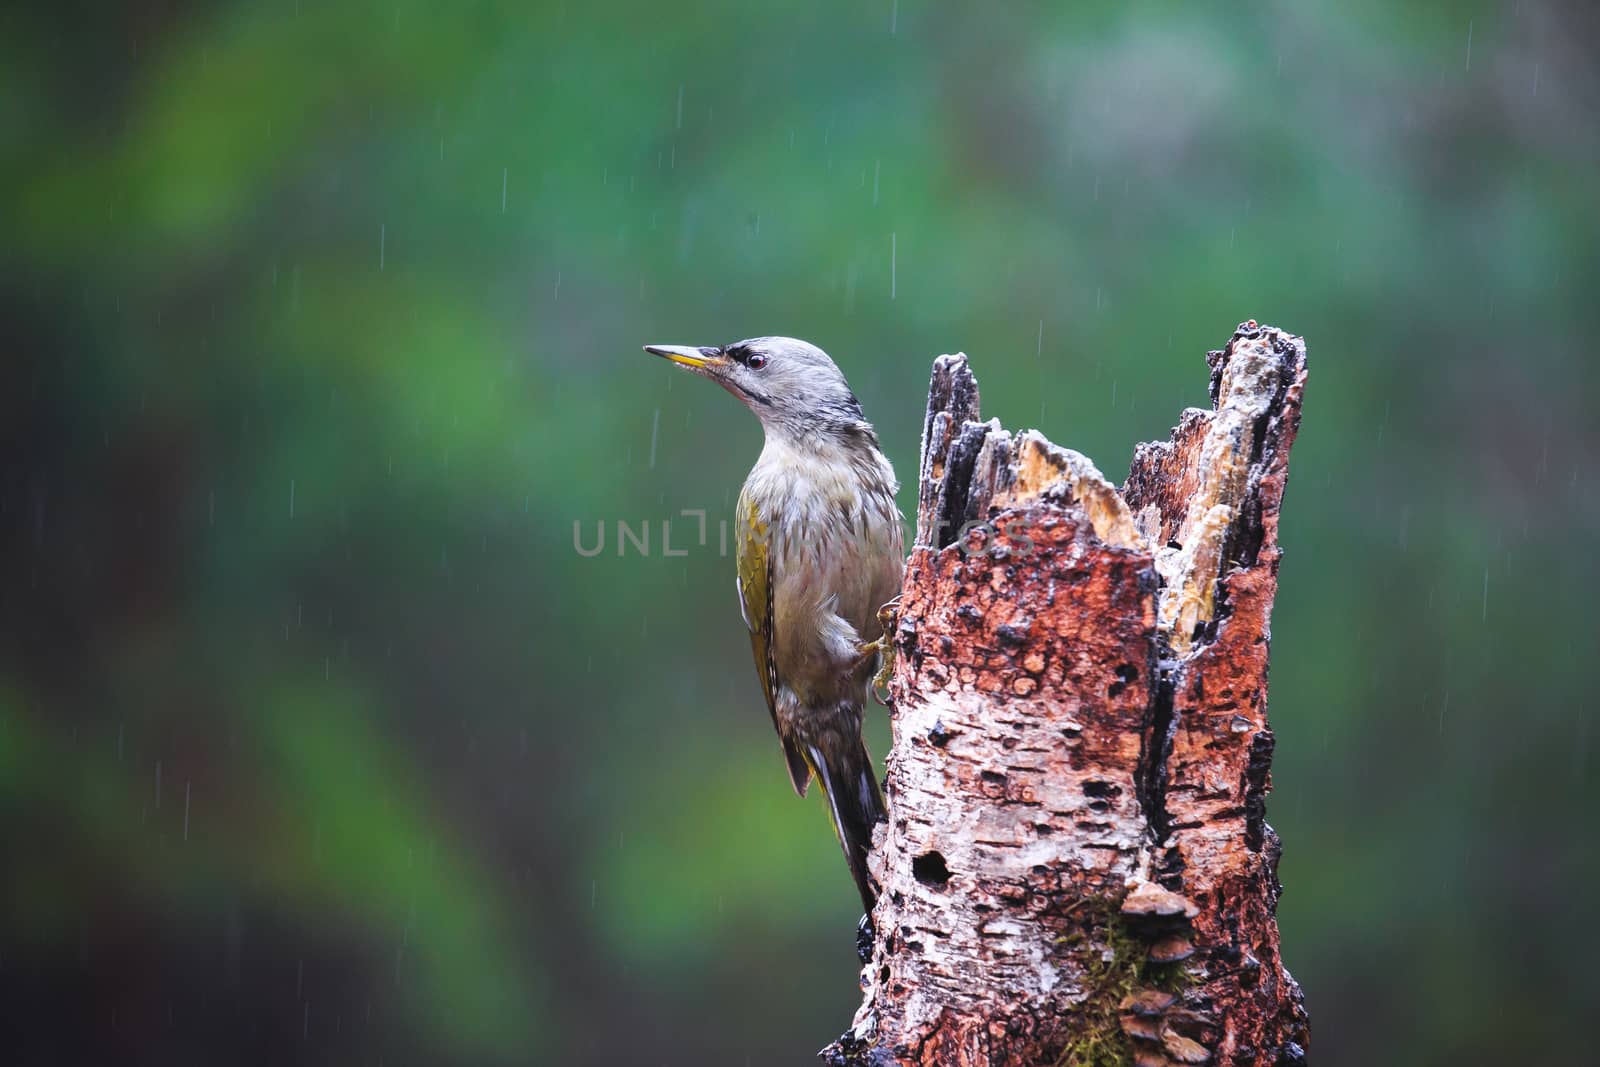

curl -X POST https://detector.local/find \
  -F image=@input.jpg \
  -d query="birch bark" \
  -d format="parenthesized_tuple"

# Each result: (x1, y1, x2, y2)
(826, 324, 1311, 1067)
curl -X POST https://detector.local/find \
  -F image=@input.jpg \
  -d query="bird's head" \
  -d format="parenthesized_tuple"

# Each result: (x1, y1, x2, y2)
(643, 336, 870, 442)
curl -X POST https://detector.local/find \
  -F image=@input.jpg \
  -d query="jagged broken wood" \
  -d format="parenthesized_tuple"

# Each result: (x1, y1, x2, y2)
(826, 323, 1311, 1067)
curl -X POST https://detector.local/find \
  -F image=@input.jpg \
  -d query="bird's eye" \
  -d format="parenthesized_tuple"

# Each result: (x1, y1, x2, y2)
(747, 352, 769, 370)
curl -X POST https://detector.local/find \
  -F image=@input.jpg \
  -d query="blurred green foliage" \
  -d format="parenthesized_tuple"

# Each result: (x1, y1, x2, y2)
(2, 1, 1596, 1064)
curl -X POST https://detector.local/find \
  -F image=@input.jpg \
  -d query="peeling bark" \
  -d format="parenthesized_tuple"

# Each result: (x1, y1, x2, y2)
(825, 324, 1310, 1067)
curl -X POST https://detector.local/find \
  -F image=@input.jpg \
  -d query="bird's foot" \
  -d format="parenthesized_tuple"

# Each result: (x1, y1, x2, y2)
(870, 646, 896, 706)
(869, 599, 901, 706)
(856, 913, 876, 963)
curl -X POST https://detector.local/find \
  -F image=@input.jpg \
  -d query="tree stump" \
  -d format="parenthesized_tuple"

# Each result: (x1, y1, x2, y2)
(826, 323, 1311, 1067)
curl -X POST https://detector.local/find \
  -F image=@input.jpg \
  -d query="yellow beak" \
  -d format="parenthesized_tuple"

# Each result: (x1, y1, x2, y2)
(643, 344, 725, 372)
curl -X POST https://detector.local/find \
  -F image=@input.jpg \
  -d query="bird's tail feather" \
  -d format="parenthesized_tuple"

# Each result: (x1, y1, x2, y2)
(807, 733, 886, 912)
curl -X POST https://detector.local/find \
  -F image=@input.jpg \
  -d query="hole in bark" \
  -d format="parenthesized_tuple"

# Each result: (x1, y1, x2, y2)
(1082, 780, 1120, 798)
(980, 770, 1007, 785)
(912, 851, 951, 887)
(1033, 822, 1054, 835)
(995, 622, 1029, 646)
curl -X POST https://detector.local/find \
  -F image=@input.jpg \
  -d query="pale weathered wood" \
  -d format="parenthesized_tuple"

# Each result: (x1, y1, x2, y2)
(826, 323, 1309, 1067)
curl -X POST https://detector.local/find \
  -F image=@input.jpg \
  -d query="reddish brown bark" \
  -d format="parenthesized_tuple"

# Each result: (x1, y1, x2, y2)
(826, 324, 1310, 1067)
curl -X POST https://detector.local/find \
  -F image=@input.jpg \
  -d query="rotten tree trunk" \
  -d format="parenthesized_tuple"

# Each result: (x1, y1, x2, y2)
(826, 323, 1311, 1067)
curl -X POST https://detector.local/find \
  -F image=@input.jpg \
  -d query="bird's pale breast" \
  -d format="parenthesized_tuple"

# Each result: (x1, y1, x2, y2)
(738, 436, 902, 710)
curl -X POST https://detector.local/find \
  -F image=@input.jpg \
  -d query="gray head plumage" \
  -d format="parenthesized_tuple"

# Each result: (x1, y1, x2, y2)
(643, 336, 873, 442)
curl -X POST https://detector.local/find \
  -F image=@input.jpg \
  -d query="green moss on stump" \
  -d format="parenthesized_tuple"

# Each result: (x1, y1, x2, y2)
(1052, 898, 1194, 1067)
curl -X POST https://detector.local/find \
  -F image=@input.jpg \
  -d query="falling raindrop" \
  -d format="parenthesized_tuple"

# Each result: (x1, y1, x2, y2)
(379, 224, 386, 270)
(890, 233, 897, 299)
(649, 409, 661, 469)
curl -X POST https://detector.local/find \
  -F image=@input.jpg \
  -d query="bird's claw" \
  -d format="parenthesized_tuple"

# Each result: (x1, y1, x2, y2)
(869, 599, 901, 705)
(871, 646, 896, 706)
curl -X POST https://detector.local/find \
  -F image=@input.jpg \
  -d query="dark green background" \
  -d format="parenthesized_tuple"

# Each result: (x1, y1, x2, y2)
(4, 2, 1595, 1064)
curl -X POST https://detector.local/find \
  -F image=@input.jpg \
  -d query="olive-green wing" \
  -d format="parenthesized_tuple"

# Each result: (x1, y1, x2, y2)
(736, 499, 811, 796)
